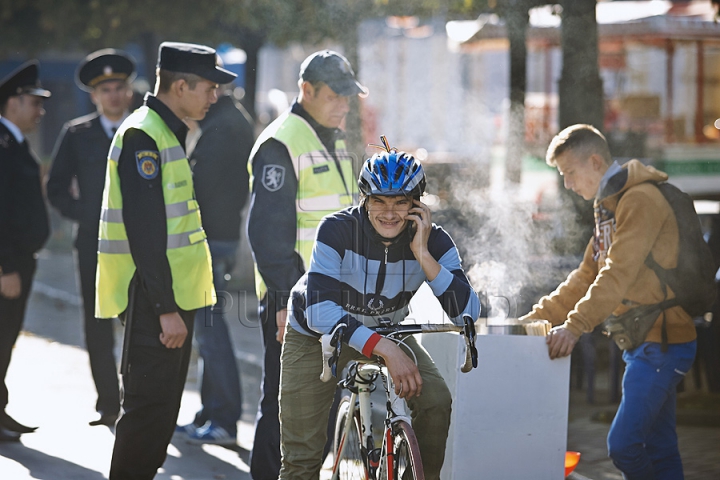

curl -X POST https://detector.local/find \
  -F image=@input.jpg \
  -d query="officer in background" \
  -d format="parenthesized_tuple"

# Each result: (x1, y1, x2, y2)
(246, 49, 366, 479)
(46, 49, 136, 427)
(94, 42, 235, 479)
(176, 81, 253, 445)
(0, 61, 51, 442)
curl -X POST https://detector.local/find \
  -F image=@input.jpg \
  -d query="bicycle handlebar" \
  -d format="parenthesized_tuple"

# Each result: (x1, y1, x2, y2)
(320, 315, 478, 382)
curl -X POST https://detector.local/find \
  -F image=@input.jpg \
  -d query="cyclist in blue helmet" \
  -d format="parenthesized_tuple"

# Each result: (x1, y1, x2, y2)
(278, 138, 480, 480)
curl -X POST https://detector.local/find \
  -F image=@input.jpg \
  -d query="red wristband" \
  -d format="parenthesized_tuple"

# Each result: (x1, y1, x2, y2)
(362, 332, 382, 357)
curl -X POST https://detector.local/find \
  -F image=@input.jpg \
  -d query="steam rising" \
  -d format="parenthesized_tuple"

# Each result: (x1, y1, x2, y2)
(435, 161, 587, 320)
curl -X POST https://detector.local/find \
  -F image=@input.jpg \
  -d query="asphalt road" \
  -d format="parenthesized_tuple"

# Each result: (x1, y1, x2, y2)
(1, 249, 719, 479)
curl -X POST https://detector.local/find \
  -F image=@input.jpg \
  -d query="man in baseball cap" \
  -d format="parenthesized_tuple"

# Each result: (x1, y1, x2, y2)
(246, 48, 367, 479)
(101, 42, 235, 478)
(300, 49, 368, 97)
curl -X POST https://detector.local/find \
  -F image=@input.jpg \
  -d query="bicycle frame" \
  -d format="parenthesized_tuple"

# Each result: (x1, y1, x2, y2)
(331, 361, 412, 480)
(325, 316, 477, 480)
(330, 363, 378, 479)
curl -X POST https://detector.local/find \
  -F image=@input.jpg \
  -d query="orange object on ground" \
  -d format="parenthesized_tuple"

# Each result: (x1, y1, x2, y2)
(565, 451, 581, 477)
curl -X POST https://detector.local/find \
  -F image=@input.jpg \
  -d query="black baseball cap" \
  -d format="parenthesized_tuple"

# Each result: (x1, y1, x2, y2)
(76, 49, 137, 92)
(0, 60, 51, 105)
(157, 42, 236, 85)
(299, 50, 368, 97)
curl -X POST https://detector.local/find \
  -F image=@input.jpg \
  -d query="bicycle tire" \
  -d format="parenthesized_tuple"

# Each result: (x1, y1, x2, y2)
(333, 396, 368, 480)
(378, 421, 424, 480)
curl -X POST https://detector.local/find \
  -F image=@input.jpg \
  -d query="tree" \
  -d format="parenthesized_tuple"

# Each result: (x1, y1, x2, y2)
(558, 0, 603, 131)
(0, 0, 273, 118)
(557, 0, 603, 251)
(0, 0, 499, 151)
(497, 1, 531, 185)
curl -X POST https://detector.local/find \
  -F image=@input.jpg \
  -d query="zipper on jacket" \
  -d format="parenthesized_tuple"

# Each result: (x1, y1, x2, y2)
(369, 247, 389, 312)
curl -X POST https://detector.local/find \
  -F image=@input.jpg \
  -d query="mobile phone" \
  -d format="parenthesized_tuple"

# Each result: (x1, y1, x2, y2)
(406, 214, 418, 239)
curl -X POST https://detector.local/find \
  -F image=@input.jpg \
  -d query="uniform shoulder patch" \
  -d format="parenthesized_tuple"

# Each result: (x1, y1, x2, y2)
(262, 164, 285, 192)
(135, 150, 159, 180)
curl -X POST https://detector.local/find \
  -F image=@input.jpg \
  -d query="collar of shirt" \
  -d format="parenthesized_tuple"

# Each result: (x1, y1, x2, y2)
(144, 94, 189, 149)
(596, 161, 622, 199)
(0, 116, 24, 144)
(99, 112, 129, 139)
(291, 100, 343, 154)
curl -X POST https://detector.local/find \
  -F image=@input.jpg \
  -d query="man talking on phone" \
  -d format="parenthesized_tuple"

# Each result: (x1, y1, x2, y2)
(278, 146, 480, 480)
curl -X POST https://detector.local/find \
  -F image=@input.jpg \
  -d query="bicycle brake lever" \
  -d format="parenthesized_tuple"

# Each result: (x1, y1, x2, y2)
(320, 323, 346, 382)
(461, 315, 478, 372)
(330, 325, 345, 378)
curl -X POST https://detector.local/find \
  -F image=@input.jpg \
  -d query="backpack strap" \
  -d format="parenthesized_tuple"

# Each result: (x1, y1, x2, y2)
(617, 185, 671, 352)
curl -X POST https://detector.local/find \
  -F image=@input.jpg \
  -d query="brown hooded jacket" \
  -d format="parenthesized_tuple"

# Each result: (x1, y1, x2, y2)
(523, 160, 696, 345)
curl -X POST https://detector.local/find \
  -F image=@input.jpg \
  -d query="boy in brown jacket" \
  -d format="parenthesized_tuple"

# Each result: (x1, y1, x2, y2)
(521, 124, 696, 480)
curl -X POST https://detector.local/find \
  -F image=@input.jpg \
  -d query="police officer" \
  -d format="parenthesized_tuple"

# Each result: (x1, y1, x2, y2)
(0, 61, 51, 442)
(46, 49, 136, 428)
(246, 49, 366, 479)
(94, 42, 235, 479)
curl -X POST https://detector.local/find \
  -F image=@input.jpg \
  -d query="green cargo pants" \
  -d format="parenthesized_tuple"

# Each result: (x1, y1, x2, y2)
(279, 326, 452, 480)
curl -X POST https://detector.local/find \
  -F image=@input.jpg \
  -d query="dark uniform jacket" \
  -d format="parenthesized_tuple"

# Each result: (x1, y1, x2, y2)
(0, 121, 50, 273)
(47, 112, 112, 243)
(247, 101, 344, 309)
(191, 94, 253, 241)
(117, 95, 188, 318)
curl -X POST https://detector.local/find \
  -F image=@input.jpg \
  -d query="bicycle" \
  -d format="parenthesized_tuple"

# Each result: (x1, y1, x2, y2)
(320, 315, 478, 480)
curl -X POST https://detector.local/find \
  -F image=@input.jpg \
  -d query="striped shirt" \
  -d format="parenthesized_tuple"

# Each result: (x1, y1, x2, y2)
(288, 206, 480, 356)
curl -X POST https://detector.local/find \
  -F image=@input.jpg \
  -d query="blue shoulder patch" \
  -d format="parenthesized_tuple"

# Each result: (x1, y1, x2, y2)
(135, 150, 159, 180)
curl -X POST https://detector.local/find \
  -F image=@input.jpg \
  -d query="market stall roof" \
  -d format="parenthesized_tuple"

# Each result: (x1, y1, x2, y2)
(447, 0, 720, 49)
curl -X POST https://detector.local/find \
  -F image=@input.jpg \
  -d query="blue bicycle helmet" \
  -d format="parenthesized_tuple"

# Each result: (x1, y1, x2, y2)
(358, 150, 426, 198)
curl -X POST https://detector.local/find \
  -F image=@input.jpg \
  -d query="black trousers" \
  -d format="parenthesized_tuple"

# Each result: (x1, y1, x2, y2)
(250, 293, 283, 480)
(109, 280, 195, 480)
(249, 293, 341, 480)
(0, 255, 36, 412)
(76, 231, 120, 416)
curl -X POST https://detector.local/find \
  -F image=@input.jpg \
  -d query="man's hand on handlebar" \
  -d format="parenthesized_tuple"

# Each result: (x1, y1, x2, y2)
(372, 338, 423, 399)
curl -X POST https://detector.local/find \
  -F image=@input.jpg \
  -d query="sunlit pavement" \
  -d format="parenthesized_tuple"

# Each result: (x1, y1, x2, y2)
(0, 250, 258, 479)
(0, 334, 256, 480)
(1, 250, 719, 479)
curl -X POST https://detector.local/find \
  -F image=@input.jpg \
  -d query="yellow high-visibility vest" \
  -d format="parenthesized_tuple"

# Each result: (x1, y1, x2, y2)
(95, 106, 215, 318)
(248, 112, 357, 298)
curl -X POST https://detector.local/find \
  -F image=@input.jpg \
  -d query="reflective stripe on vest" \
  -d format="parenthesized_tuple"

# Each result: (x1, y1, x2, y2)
(97, 228, 208, 254)
(101, 199, 201, 224)
(248, 111, 358, 298)
(95, 106, 215, 318)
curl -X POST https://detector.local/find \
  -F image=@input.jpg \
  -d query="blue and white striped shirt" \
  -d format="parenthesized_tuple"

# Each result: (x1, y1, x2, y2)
(288, 206, 480, 355)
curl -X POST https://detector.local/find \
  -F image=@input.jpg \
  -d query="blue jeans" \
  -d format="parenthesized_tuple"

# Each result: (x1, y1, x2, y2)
(192, 240, 242, 436)
(607, 341, 696, 480)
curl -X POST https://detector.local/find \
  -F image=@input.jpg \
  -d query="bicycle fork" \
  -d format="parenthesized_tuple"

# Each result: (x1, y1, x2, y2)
(376, 375, 411, 480)
(331, 382, 376, 480)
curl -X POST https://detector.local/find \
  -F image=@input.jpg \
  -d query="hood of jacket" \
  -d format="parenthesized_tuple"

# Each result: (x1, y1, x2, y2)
(597, 159, 668, 202)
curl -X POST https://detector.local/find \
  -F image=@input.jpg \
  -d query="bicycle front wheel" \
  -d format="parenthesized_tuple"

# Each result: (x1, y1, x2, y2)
(333, 396, 368, 480)
(379, 420, 424, 480)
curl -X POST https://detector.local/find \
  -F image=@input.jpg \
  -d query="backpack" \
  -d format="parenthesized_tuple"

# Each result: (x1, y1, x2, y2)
(645, 182, 717, 319)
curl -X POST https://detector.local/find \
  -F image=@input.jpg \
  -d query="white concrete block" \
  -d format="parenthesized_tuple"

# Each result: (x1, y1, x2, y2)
(422, 333, 570, 480)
